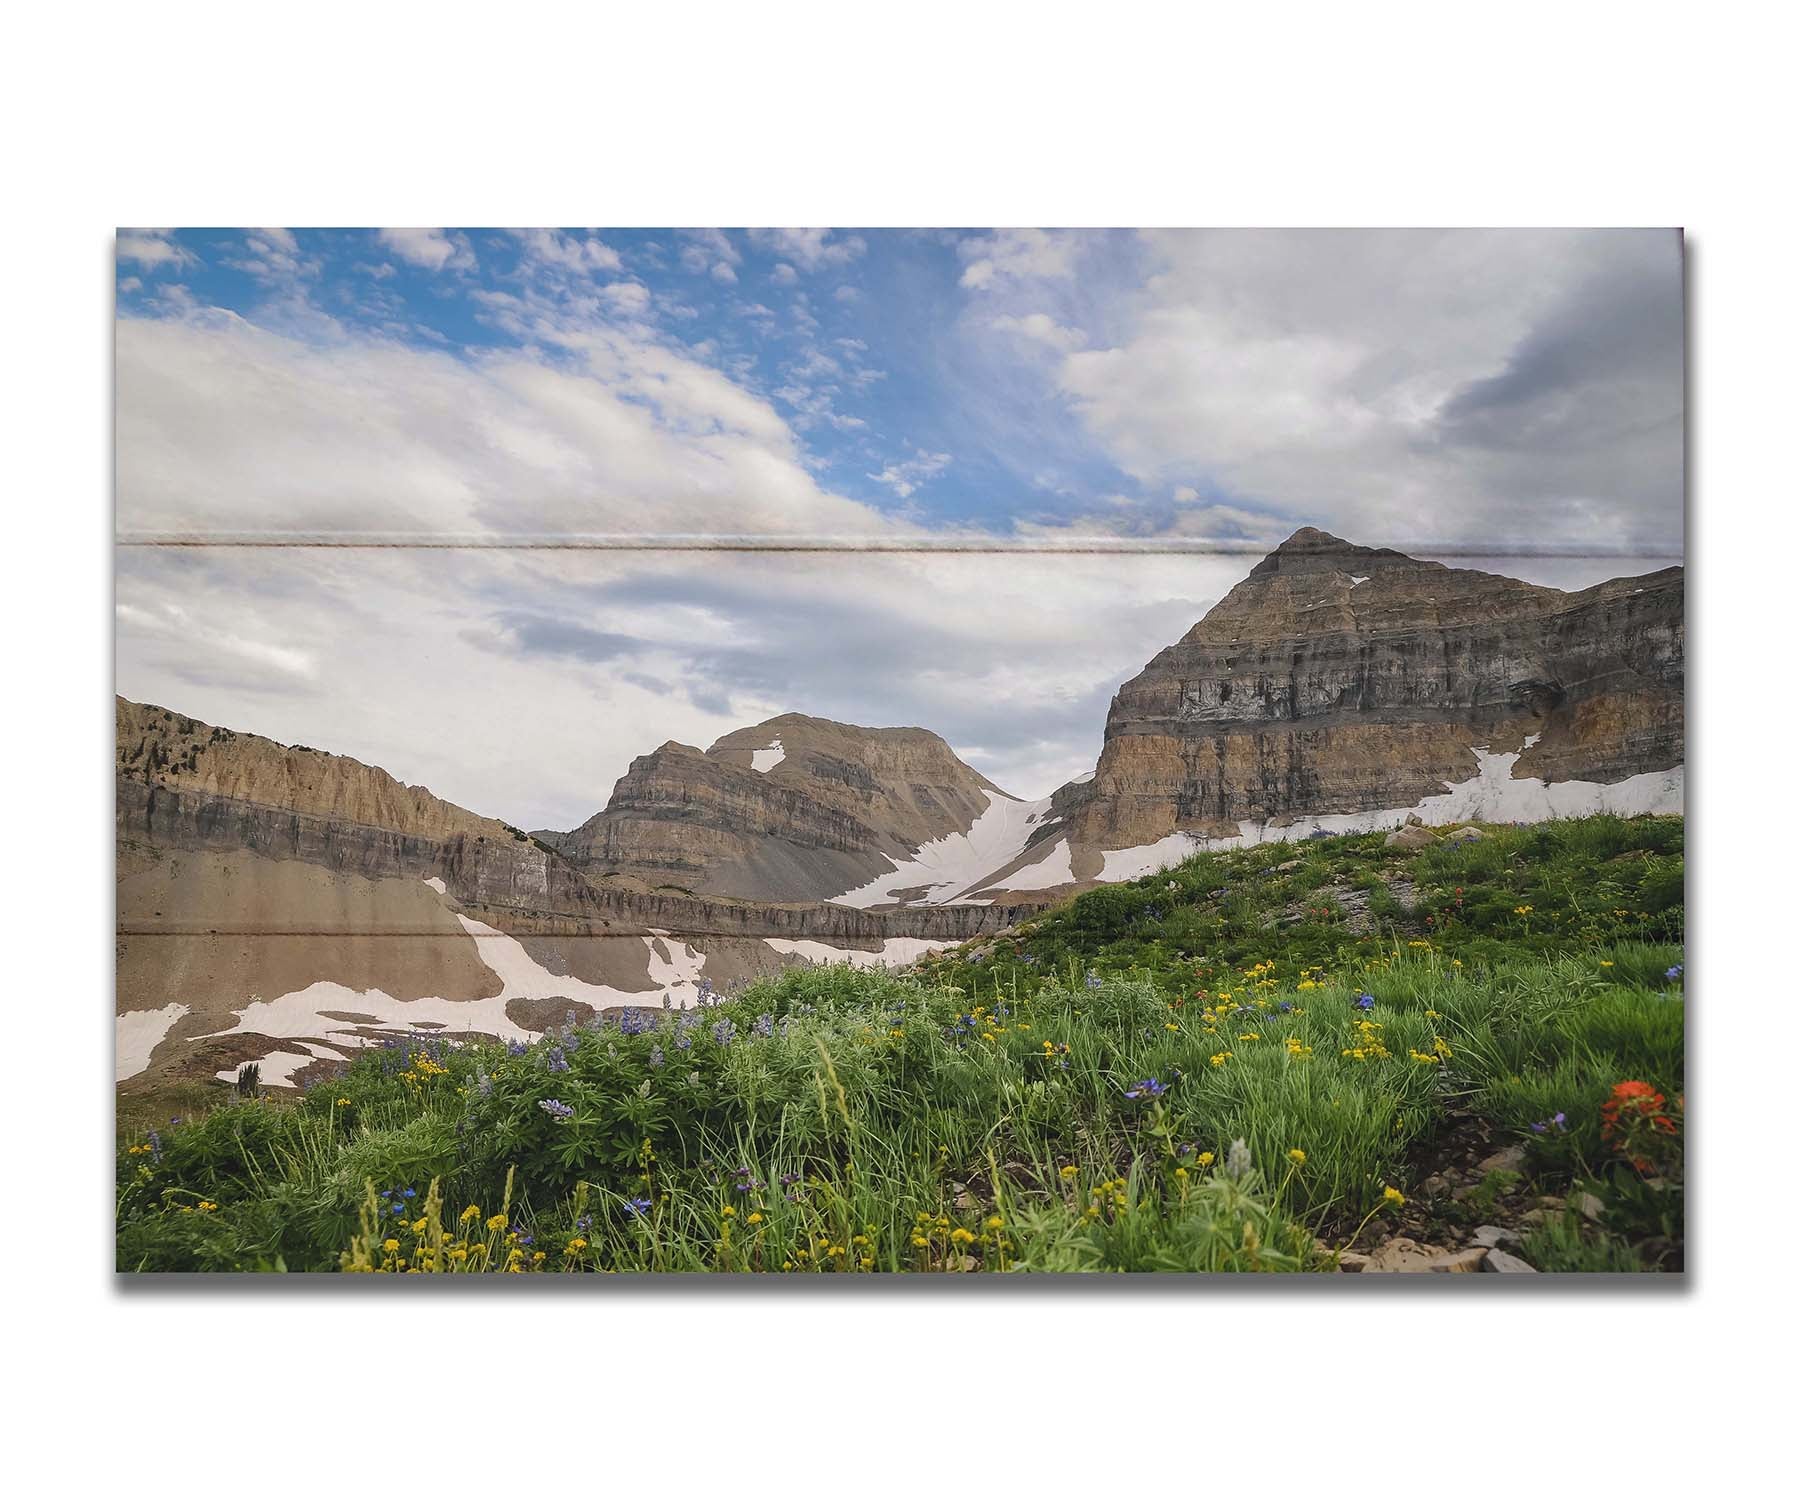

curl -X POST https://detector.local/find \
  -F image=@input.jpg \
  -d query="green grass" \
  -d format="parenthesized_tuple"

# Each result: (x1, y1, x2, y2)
(115, 814, 1685, 1273)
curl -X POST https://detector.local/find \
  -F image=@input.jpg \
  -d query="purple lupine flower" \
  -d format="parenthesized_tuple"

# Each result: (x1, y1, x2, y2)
(506, 1039, 529, 1057)
(545, 1046, 570, 1073)
(1530, 1111, 1568, 1134)
(1665, 964, 1684, 981)
(147, 1129, 163, 1163)
(1354, 993, 1376, 1011)
(1084, 971, 1102, 990)
(1124, 1077, 1169, 1100)
(538, 1098, 574, 1119)
(752, 1013, 774, 1038)
(619, 1008, 651, 1036)
(712, 1018, 737, 1047)
(623, 1198, 652, 1217)
(474, 1068, 493, 1098)
(647, 1045, 664, 1069)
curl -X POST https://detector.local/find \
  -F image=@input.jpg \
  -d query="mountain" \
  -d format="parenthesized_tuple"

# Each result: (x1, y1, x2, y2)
(116, 700, 1025, 1089)
(947, 527, 1684, 897)
(551, 713, 1016, 903)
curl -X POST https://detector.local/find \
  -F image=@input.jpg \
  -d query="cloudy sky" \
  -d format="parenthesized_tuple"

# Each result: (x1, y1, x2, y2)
(115, 228, 1683, 829)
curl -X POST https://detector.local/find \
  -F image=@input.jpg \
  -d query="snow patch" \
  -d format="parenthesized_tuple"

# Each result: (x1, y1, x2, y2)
(117, 1003, 189, 1081)
(765, 937, 951, 969)
(750, 738, 785, 773)
(1099, 833, 1204, 882)
(215, 1050, 327, 1089)
(829, 790, 1055, 907)
(996, 837, 1076, 891)
(1350, 575, 1370, 586)
(421, 876, 446, 895)
(196, 914, 709, 1085)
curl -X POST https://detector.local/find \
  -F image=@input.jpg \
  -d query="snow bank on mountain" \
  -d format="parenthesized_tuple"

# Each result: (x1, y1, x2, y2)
(830, 790, 1054, 907)
(751, 739, 785, 773)
(764, 936, 951, 969)
(117, 1003, 190, 1081)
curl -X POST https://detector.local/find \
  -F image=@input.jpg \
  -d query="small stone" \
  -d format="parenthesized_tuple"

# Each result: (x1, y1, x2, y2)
(1336, 1251, 1371, 1273)
(1443, 826, 1488, 845)
(1384, 825, 1438, 851)
(1482, 1249, 1538, 1273)
(1404, 813, 1424, 827)
(1427, 1248, 1489, 1273)
(1477, 1144, 1528, 1175)
(952, 1192, 977, 1211)
(1365, 1236, 1456, 1272)
(1470, 1224, 1519, 1248)
(1275, 858, 1303, 872)
(1421, 1173, 1452, 1198)
(1521, 1208, 1549, 1225)
(1576, 1192, 1606, 1222)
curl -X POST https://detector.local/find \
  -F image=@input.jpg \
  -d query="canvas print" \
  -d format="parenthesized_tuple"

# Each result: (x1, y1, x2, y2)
(115, 228, 1684, 1274)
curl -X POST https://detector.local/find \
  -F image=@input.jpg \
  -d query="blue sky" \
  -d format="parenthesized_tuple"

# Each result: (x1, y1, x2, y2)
(114, 228, 1683, 827)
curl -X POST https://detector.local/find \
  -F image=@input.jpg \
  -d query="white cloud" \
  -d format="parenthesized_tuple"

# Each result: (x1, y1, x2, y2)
(748, 228, 865, 271)
(958, 228, 1085, 290)
(769, 262, 798, 285)
(377, 227, 473, 272)
(710, 261, 738, 285)
(117, 230, 195, 271)
(510, 229, 622, 274)
(867, 449, 952, 499)
(989, 311, 1086, 351)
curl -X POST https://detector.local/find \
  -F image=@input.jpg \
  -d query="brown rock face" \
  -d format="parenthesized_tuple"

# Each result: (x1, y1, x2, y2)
(1061, 529, 1683, 850)
(556, 713, 1008, 900)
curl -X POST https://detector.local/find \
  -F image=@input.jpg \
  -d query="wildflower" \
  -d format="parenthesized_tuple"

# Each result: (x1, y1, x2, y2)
(486, 1213, 509, 1231)
(747, 1212, 764, 1225)
(1354, 993, 1375, 1011)
(1665, 963, 1684, 981)
(986, 1215, 1004, 1231)
(1224, 1138, 1252, 1180)
(647, 1045, 664, 1069)
(538, 1098, 575, 1119)
(1530, 1111, 1569, 1133)
(1287, 1148, 1306, 1166)
(623, 1198, 653, 1217)
(1060, 1164, 1079, 1180)
(1084, 970, 1102, 990)
(1382, 1185, 1405, 1208)
(1209, 1051, 1232, 1067)
(196, 1200, 218, 1213)
(950, 1227, 975, 1246)
(712, 1018, 737, 1047)
(460, 1204, 481, 1223)
(1514, 905, 1533, 916)
(752, 1013, 774, 1038)
(1124, 1077, 1169, 1100)
(333, 1097, 352, 1108)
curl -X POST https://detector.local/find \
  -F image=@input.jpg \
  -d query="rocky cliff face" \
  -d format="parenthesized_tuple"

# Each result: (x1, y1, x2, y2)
(1057, 528, 1684, 853)
(556, 713, 1008, 901)
(117, 700, 1029, 1087)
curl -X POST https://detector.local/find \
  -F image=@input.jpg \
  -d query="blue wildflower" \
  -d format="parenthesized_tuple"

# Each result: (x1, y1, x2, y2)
(1665, 964, 1684, 981)
(538, 1098, 574, 1119)
(1124, 1077, 1169, 1100)
(648, 1045, 664, 1069)
(1354, 993, 1376, 1011)
(545, 1045, 570, 1073)
(752, 1013, 774, 1038)
(506, 1039, 529, 1057)
(712, 1018, 737, 1047)
(623, 1198, 652, 1217)
(1084, 970, 1102, 990)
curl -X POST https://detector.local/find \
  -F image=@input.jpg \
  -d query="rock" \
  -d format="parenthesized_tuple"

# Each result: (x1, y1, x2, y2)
(1420, 1173, 1453, 1199)
(1364, 1236, 1457, 1272)
(1275, 858, 1304, 872)
(1427, 1248, 1490, 1273)
(1482, 1249, 1538, 1273)
(1575, 1192, 1606, 1222)
(1476, 1144, 1528, 1175)
(1470, 1224, 1520, 1248)
(1336, 1251, 1371, 1273)
(1385, 825, 1440, 852)
(1404, 812, 1424, 827)
(1048, 530, 1683, 861)
(1443, 826, 1488, 845)
(557, 714, 1006, 901)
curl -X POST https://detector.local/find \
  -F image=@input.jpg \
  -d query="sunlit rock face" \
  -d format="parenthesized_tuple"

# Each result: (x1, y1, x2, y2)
(554, 713, 1010, 902)
(1058, 529, 1683, 852)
